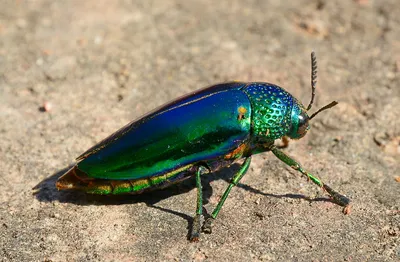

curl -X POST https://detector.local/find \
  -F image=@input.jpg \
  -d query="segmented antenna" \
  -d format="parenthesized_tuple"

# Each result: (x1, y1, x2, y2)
(307, 51, 317, 111)
(309, 101, 338, 120)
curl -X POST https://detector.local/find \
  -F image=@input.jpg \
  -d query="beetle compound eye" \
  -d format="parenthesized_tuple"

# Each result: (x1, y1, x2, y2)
(297, 112, 309, 138)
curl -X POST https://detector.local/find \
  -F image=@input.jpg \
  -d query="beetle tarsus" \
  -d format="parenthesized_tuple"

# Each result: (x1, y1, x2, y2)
(323, 184, 351, 208)
(190, 214, 201, 242)
(202, 217, 214, 234)
(189, 166, 208, 241)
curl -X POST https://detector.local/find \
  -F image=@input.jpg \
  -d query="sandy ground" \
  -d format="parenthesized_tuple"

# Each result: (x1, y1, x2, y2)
(1, 0, 399, 261)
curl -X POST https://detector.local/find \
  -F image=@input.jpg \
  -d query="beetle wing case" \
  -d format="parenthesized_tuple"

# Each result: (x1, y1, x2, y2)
(59, 82, 253, 192)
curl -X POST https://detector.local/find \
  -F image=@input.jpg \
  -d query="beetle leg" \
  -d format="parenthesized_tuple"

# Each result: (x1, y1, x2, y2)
(202, 157, 252, 234)
(279, 136, 290, 148)
(190, 166, 208, 242)
(270, 146, 351, 213)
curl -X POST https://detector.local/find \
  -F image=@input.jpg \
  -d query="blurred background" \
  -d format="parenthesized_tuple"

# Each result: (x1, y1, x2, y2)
(0, 0, 399, 261)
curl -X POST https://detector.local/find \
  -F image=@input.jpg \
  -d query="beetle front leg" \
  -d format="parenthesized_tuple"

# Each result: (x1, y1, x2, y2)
(270, 146, 351, 214)
(202, 157, 252, 234)
(190, 166, 208, 242)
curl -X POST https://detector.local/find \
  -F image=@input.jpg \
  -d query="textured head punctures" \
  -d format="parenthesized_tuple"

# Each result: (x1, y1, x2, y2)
(242, 83, 295, 140)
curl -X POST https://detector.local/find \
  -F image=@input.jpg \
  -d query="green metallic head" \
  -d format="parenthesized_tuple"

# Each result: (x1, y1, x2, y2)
(287, 52, 338, 140)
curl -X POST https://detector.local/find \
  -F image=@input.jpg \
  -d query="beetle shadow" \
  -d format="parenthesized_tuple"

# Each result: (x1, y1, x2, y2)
(33, 165, 219, 240)
(33, 165, 217, 229)
(34, 164, 338, 240)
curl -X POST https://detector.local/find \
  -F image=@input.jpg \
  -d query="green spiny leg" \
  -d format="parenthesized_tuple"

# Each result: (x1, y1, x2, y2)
(270, 146, 351, 214)
(202, 157, 252, 234)
(190, 165, 208, 242)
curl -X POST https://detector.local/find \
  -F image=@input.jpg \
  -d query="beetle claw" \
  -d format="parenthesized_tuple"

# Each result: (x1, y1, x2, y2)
(343, 204, 351, 215)
(189, 234, 200, 242)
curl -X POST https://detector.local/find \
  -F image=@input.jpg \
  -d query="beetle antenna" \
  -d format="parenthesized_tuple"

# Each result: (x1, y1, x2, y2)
(309, 101, 338, 120)
(307, 51, 317, 111)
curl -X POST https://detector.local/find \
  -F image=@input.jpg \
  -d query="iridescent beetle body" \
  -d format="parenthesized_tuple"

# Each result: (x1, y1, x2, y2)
(57, 52, 350, 241)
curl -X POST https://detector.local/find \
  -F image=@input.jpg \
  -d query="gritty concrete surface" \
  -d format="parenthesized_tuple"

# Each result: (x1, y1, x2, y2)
(1, 0, 399, 261)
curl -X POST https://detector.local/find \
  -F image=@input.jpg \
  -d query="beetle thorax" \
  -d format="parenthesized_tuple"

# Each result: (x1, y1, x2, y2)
(243, 83, 294, 140)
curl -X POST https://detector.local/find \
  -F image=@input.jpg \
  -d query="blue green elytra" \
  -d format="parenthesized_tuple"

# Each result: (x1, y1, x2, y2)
(57, 52, 351, 241)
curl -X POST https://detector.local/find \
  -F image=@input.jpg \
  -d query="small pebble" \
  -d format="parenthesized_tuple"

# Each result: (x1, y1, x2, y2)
(39, 101, 52, 112)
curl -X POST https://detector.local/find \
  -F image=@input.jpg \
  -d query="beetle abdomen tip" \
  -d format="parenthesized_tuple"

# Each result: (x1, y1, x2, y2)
(56, 166, 90, 190)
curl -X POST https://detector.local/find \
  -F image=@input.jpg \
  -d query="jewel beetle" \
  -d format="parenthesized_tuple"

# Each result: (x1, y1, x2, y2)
(57, 52, 351, 241)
